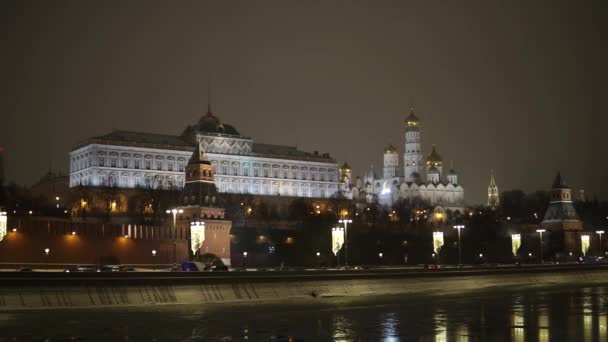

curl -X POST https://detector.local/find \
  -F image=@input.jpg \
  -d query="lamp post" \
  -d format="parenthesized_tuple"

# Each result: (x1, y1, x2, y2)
(243, 251, 248, 268)
(152, 249, 157, 270)
(316, 252, 320, 267)
(536, 229, 546, 264)
(378, 252, 383, 265)
(165, 208, 183, 263)
(453, 225, 465, 266)
(338, 219, 352, 267)
(597, 230, 605, 256)
(44, 248, 50, 270)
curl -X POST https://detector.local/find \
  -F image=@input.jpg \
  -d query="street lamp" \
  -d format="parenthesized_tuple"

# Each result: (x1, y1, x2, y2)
(243, 251, 248, 268)
(338, 219, 352, 266)
(378, 252, 383, 264)
(44, 248, 50, 270)
(152, 249, 157, 270)
(596, 230, 605, 256)
(165, 208, 183, 263)
(453, 225, 465, 266)
(536, 229, 546, 264)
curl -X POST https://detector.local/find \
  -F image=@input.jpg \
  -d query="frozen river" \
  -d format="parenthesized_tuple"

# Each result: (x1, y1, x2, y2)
(1, 284, 607, 341)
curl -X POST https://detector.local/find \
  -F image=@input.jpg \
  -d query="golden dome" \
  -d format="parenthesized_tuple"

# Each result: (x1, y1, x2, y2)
(384, 144, 398, 154)
(426, 145, 443, 166)
(405, 108, 420, 126)
(340, 162, 352, 173)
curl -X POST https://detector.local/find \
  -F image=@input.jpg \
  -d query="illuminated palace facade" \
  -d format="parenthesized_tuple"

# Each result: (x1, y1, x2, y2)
(69, 106, 340, 198)
(339, 108, 465, 212)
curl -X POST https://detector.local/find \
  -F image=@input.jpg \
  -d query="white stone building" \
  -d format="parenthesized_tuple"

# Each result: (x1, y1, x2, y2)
(69, 107, 340, 198)
(339, 108, 465, 212)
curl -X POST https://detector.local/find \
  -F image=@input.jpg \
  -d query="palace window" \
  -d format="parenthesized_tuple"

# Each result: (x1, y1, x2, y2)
(134, 160, 140, 169)
(178, 162, 184, 172)
(122, 159, 128, 168)
(110, 158, 117, 168)
(263, 169, 269, 177)
(168, 162, 173, 171)
(283, 170, 288, 178)
(98, 157, 105, 167)
(222, 165, 228, 174)
(244, 168, 249, 177)
(254, 168, 259, 177)
(156, 161, 162, 171)
(145, 160, 151, 170)
(273, 169, 279, 178)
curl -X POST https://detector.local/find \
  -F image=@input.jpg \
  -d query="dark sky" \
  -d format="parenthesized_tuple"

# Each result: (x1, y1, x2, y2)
(3, 1, 607, 205)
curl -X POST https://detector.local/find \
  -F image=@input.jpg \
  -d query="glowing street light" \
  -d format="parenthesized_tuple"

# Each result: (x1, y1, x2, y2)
(152, 249, 157, 270)
(536, 229, 546, 264)
(338, 219, 352, 266)
(597, 230, 605, 256)
(453, 225, 465, 266)
(44, 248, 50, 269)
(165, 208, 183, 263)
(242, 251, 248, 268)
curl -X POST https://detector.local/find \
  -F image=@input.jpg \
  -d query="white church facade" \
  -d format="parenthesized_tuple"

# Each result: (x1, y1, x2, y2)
(69, 106, 340, 198)
(338, 108, 465, 212)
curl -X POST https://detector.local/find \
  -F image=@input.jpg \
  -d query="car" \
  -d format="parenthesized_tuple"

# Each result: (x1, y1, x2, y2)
(119, 266, 135, 272)
(353, 266, 369, 271)
(98, 265, 121, 272)
(424, 264, 442, 270)
(174, 261, 204, 272)
(64, 265, 97, 273)
(579, 256, 603, 264)
(16, 267, 33, 272)
(205, 264, 228, 272)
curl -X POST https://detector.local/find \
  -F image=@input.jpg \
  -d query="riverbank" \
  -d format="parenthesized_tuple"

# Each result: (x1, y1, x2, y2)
(0, 264, 607, 311)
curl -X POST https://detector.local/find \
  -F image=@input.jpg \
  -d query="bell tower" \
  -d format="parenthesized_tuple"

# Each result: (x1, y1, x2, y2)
(403, 108, 423, 182)
(487, 170, 499, 209)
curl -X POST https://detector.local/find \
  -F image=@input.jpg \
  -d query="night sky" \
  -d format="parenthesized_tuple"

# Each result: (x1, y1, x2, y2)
(4, 1, 607, 205)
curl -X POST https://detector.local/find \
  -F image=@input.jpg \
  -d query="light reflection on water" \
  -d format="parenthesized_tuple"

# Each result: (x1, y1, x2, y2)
(3, 286, 608, 341)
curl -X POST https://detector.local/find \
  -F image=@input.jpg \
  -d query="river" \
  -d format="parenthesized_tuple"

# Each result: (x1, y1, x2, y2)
(1, 284, 607, 341)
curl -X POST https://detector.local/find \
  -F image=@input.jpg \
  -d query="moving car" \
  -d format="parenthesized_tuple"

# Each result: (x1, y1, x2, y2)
(64, 265, 98, 273)
(16, 267, 33, 272)
(424, 264, 442, 270)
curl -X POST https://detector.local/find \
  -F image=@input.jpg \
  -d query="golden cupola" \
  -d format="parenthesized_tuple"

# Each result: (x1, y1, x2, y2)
(426, 145, 443, 167)
(405, 108, 420, 127)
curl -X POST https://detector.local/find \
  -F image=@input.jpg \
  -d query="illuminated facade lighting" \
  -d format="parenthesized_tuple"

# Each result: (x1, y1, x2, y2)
(511, 234, 521, 256)
(190, 221, 205, 255)
(581, 235, 590, 256)
(0, 211, 6, 242)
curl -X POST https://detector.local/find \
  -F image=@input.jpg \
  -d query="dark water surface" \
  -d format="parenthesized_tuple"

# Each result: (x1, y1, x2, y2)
(1, 285, 608, 341)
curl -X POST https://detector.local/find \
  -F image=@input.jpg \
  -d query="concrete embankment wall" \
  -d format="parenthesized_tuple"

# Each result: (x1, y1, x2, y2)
(1, 267, 607, 310)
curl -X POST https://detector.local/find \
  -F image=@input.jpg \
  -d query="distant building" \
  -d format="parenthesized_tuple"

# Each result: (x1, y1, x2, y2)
(487, 170, 499, 209)
(338, 108, 464, 212)
(69, 105, 340, 199)
(541, 172, 583, 255)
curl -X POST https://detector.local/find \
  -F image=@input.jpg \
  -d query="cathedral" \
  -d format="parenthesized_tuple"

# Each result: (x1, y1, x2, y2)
(338, 108, 465, 212)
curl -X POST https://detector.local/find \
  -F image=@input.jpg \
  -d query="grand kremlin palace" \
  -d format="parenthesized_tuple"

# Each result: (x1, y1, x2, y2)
(69, 106, 340, 198)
